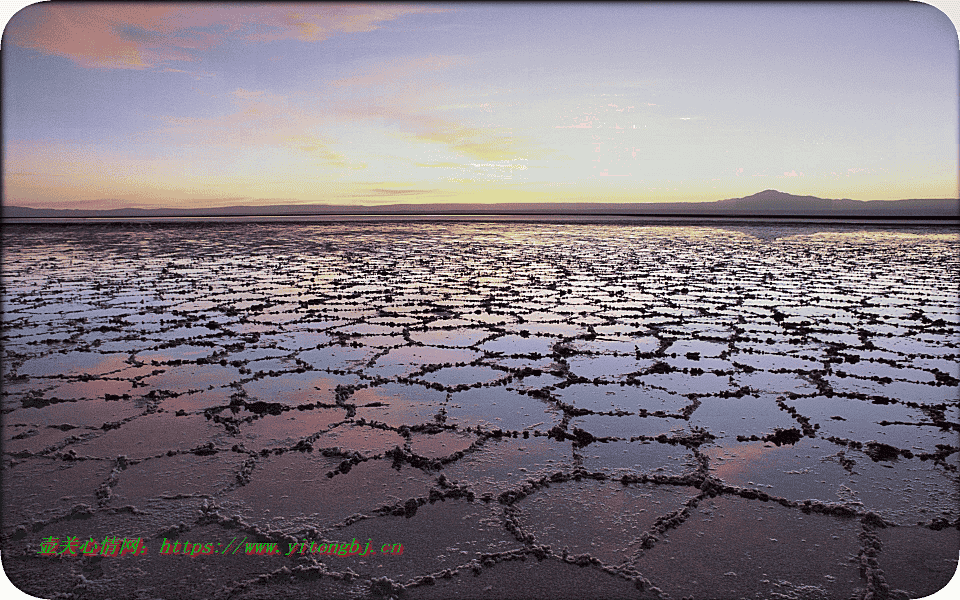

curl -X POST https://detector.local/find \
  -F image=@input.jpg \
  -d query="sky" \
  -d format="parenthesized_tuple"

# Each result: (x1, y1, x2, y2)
(2, 2, 958, 210)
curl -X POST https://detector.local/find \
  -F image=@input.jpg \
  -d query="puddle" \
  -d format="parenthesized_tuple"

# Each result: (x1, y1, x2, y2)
(479, 334, 556, 356)
(355, 334, 409, 348)
(225, 455, 434, 529)
(351, 382, 449, 427)
(508, 372, 565, 390)
(159, 386, 235, 412)
(337, 499, 522, 581)
(256, 331, 333, 351)
(70, 413, 231, 459)
(240, 408, 347, 450)
(593, 323, 649, 336)
(243, 372, 346, 405)
(571, 413, 685, 439)
(2, 458, 113, 529)
(139, 363, 241, 394)
(566, 355, 652, 380)
(730, 370, 818, 394)
(414, 365, 510, 388)
(7, 397, 144, 429)
(408, 328, 493, 347)
(369, 346, 481, 379)
(782, 395, 926, 441)
(108, 452, 245, 502)
(334, 323, 403, 336)
(517, 479, 700, 564)
(17, 353, 130, 377)
(728, 351, 822, 372)
(580, 440, 696, 476)
(689, 394, 798, 439)
(44, 378, 135, 401)
(878, 526, 960, 598)
(447, 386, 561, 432)
(556, 383, 693, 415)
(425, 318, 478, 328)
(571, 338, 640, 355)
(409, 429, 478, 458)
(635, 495, 863, 600)
(316, 424, 407, 456)
(3, 423, 88, 455)
(636, 371, 732, 395)
(487, 356, 556, 371)
(441, 436, 575, 496)
(297, 345, 380, 372)
(705, 438, 851, 502)
(843, 449, 959, 524)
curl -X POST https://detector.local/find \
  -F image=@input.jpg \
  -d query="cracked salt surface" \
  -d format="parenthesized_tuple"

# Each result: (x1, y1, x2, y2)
(1, 221, 958, 599)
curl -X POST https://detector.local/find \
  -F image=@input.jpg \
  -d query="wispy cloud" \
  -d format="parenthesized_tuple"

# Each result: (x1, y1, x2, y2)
(328, 59, 525, 162)
(324, 53, 532, 162)
(150, 89, 314, 147)
(6, 4, 447, 70)
(364, 188, 437, 196)
(232, 88, 265, 100)
(328, 54, 469, 88)
(279, 134, 359, 168)
(415, 161, 462, 168)
(150, 52, 521, 164)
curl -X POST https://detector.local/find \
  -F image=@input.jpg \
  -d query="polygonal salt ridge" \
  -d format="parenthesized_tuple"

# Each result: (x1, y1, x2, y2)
(550, 381, 698, 419)
(3, 499, 205, 548)
(406, 362, 513, 391)
(364, 345, 484, 380)
(3, 223, 956, 596)
(504, 476, 705, 565)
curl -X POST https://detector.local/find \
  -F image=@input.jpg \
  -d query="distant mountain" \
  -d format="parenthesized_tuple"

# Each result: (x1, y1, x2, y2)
(4, 191, 958, 219)
(714, 189, 958, 216)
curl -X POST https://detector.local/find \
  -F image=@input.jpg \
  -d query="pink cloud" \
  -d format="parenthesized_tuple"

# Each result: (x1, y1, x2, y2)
(145, 89, 325, 150)
(784, 170, 800, 177)
(6, 4, 447, 70)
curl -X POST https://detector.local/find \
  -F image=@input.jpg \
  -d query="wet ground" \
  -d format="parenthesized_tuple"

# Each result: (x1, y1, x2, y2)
(1, 220, 958, 600)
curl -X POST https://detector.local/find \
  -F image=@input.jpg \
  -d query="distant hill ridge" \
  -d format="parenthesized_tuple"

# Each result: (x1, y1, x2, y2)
(4, 190, 958, 218)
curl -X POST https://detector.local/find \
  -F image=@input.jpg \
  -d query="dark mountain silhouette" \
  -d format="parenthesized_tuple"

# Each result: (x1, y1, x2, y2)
(4, 190, 958, 219)
(713, 189, 957, 216)
(717, 189, 839, 211)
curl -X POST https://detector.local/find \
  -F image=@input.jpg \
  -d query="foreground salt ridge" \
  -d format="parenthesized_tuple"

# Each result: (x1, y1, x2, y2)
(1, 221, 957, 600)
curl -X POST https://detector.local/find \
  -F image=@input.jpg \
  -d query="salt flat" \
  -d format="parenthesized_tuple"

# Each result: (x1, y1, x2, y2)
(1, 220, 957, 599)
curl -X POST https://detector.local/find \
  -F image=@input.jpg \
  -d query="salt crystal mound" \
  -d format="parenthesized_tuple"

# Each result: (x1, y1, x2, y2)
(1, 222, 957, 599)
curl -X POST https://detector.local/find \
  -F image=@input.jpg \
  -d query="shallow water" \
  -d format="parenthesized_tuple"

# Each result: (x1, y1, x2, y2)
(1, 220, 958, 599)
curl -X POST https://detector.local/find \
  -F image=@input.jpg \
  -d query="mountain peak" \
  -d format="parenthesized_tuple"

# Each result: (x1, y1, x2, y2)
(718, 189, 833, 209)
(741, 189, 813, 201)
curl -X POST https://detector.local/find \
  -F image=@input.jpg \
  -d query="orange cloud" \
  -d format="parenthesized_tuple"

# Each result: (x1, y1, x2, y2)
(6, 3, 447, 69)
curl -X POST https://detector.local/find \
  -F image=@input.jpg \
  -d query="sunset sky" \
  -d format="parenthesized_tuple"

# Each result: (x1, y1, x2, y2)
(3, 2, 958, 210)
